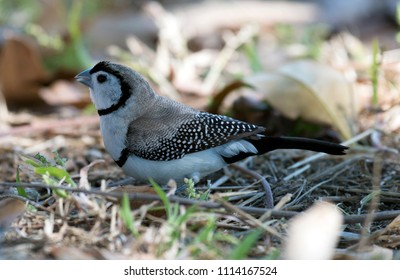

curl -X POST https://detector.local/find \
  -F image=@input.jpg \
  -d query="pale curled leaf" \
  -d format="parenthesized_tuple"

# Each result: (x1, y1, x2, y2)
(79, 159, 105, 190)
(284, 201, 343, 260)
(244, 60, 355, 139)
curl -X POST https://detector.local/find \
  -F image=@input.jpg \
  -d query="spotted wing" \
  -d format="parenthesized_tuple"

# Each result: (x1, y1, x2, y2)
(128, 112, 264, 161)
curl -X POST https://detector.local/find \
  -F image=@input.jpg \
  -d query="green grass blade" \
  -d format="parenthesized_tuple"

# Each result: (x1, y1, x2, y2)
(242, 40, 262, 73)
(228, 229, 262, 260)
(120, 193, 139, 237)
(15, 168, 28, 198)
(149, 178, 171, 219)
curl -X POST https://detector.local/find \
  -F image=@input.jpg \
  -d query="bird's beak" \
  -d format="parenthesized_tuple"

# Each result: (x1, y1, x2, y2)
(75, 68, 92, 88)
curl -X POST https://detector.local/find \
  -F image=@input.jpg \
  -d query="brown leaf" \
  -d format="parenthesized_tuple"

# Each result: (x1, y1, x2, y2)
(50, 246, 99, 260)
(39, 80, 91, 108)
(245, 60, 355, 139)
(0, 33, 49, 105)
(0, 198, 26, 229)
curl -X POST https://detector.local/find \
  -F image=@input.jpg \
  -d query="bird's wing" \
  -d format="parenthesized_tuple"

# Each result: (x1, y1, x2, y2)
(126, 111, 265, 161)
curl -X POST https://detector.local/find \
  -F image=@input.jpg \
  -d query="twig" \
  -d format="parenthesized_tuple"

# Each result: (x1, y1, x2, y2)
(211, 194, 282, 238)
(357, 153, 382, 250)
(343, 211, 400, 224)
(283, 164, 310, 181)
(288, 178, 334, 206)
(1, 182, 398, 224)
(0, 181, 292, 219)
(322, 185, 400, 198)
(259, 193, 292, 222)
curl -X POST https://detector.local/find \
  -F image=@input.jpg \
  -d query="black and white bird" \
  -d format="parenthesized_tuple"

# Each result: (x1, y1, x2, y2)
(75, 61, 348, 184)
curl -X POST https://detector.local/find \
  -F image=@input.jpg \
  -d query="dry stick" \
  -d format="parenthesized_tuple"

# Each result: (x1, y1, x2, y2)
(322, 185, 400, 198)
(0, 182, 293, 219)
(283, 164, 310, 181)
(308, 155, 366, 181)
(259, 193, 292, 223)
(342, 211, 400, 224)
(211, 194, 282, 239)
(1, 182, 399, 224)
(357, 154, 382, 251)
(230, 163, 274, 208)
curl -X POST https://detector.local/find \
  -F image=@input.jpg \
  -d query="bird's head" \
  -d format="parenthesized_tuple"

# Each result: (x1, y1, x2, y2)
(75, 61, 156, 116)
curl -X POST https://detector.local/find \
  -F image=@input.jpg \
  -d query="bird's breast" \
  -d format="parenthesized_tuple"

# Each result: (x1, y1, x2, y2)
(99, 116, 129, 161)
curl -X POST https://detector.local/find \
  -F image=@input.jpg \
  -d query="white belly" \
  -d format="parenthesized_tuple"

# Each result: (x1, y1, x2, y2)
(122, 148, 227, 185)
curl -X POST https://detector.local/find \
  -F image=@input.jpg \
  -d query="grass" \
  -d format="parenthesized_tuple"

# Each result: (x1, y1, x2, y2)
(228, 229, 263, 260)
(15, 168, 27, 198)
(120, 193, 139, 237)
(370, 38, 380, 110)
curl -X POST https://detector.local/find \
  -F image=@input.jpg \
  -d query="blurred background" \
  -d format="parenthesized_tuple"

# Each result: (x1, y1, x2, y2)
(1, 0, 400, 141)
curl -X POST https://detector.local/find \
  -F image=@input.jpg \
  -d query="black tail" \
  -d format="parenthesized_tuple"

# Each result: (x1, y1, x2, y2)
(222, 136, 348, 164)
(258, 136, 348, 155)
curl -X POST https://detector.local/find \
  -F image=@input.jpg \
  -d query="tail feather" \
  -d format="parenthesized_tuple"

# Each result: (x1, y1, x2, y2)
(222, 136, 348, 164)
(257, 136, 348, 155)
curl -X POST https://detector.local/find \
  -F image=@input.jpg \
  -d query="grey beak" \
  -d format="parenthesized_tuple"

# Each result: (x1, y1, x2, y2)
(75, 68, 92, 88)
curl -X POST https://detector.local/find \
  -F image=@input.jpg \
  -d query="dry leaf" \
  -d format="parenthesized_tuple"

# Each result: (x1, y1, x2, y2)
(0, 198, 26, 230)
(284, 201, 343, 260)
(39, 80, 91, 108)
(243, 60, 355, 139)
(0, 33, 49, 105)
(50, 246, 99, 260)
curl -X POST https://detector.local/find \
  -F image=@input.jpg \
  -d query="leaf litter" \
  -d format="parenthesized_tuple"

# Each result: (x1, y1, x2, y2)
(0, 1, 400, 260)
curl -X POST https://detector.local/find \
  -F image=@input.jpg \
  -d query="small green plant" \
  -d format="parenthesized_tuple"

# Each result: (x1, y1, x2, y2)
(149, 178, 199, 256)
(22, 150, 76, 198)
(184, 178, 210, 200)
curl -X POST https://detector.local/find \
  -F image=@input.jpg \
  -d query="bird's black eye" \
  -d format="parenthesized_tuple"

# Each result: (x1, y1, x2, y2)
(97, 74, 107, 83)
